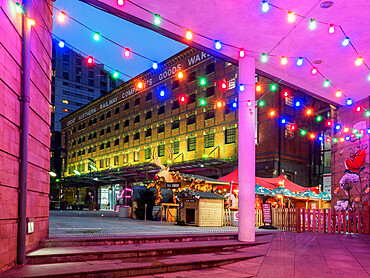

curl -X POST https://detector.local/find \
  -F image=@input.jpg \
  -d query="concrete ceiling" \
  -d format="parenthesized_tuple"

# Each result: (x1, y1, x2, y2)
(94, 0, 370, 105)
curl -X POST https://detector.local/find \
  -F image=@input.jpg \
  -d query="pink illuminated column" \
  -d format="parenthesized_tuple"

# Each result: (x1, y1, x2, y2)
(238, 56, 256, 242)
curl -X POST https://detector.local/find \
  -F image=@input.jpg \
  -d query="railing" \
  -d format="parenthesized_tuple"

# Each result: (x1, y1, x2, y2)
(255, 206, 370, 235)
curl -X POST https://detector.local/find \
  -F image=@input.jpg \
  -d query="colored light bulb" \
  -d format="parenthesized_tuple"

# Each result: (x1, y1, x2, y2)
(113, 70, 119, 79)
(239, 49, 245, 58)
(269, 110, 275, 117)
(152, 61, 158, 69)
(340, 138, 345, 142)
(137, 82, 143, 89)
(342, 37, 350, 47)
(232, 102, 237, 108)
(186, 30, 193, 40)
(300, 130, 307, 136)
(328, 24, 335, 34)
(356, 106, 361, 112)
(367, 128, 370, 134)
(57, 11, 66, 23)
(297, 57, 303, 66)
(217, 101, 222, 108)
(154, 14, 161, 25)
(326, 137, 331, 142)
(335, 124, 341, 130)
(240, 84, 245, 92)
(333, 138, 338, 143)
(353, 129, 358, 134)
(310, 133, 316, 139)
(200, 78, 207, 86)
(318, 136, 323, 141)
(59, 40, 65, 48)
(160, 90, 165, 97)
(311, 67, 318, 75)
(326, 120, 332, 127)
(28, 19, 36, 26)
(336, 90, 342, 97)
(366, 111, 370, 117)
(368, 75, 370, 81)
(215, 40, 222, 50)
(87, 56, 93, 64)
(291, 124, 296, 131)
(261, 53, 268, 63)
(256, 85, 262, 92)
(117, 0, 124, 5)
(316, 115, 322, 122)
(306, 109, 312, 115)
(179, 95, 186, 102)
(355, 56, 363, 66)
(178, 71, 183, 79)
(323, 79, 330, 87)
(309, 19, 316, 30)
(259, 100, 265, 107)
(346, 99, 353, 106)
(262, 0, 269, 12)
(287, 11, 296, 23)
(93, 32, 100, 41)
(345, 136, 350, 141)
(344, 127, 349, 133)
(283, 91, 289, 97)
(200, 99, 206, 106)
(281, 56, 288, 65)
(124, 48, 131, 57)
(295, 101, 301, 107)
(221, 82, 227, 89)
(271, 84, 277, 91)
(16, 2, 23, 13)
(281, 118, 287, 124)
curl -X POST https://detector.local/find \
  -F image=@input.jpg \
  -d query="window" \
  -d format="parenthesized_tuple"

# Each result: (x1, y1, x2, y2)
(106, 111, 111, 118)
(206, 86, 215, 97)
(158, 144, 165, 157)
(76, 76, 81, 83)
(72, 127, 76, 133)
(285, 123, 295, 139)
(158, 105, 165, 115)
(188, 71, 196, 83)
(82, 136, 85, 142)
(134, 151, 139, 162)
(134, 132, 140, 140)
(123, 153, 129, 163)
(88, 70, 94, 78)
(188, 93, 196, 104)
(100, 114, 105, 121)
(106, 126, 111, 134)
(145, 110, 152, 120)
(285, 96, 294, 107)
(145, 128, 152, 137)
(172, 140, 180, 154)
(206, 63, 215, 75)
(172, 100, 179, 110)
(145, 92, 152, 101)
(205, 109, 215, 120)
(93, 117, 97, 124)
(124, 102, 129, 111)
(228, 78, 235, 90)
(124, 135, 129, 143)
(78, 124, 82, 131)
(63, 72, 69, 80)
(114, 156, 119, 165)
(100, 129, 105, 136)
(114, 107, 120, 115)
(204, 133, 215, 148)
(114, 123, 120, 131)
(88, 147, 92, 154)
(225, 127, 236, 144)
(224, 105, 231, 115)
(172, 119, 180, 130)
(105, 158, 110, 167)
(134, 115, 140, 124)
(100, 143, 104, 150)
(187, 137, 196, 151)
(134, 97, 140, 106)
(81, 149, 85, 155)
(172, 80, 179, 89)
(78, 138, 82, 144)
(63, 108, 68, 112)
(187, 114, 196, 125)
(72, 152, 76, 158)
(88, 134, 92, 140)
(158, 124, 165, 134)
(62, 99, 69, 104)
(88, 79, 94, 87)
(88, 119, 93, 126)
(93, 132, 97, 139)
(72, 140, 76, 146)
(106, 141, 111, 148)
(124, 119, 130, 127)
(100, 159, 104, 168)
(114, 138, 119, 146)
(81, 123, 85, 129)
(145, 148, 152, 160)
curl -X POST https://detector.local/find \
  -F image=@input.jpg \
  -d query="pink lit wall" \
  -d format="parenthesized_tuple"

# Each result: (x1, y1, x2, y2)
(0, 0, 52, 270)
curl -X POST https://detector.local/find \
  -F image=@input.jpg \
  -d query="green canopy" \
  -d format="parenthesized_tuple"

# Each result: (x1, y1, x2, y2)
(318, 192, 331, 200)
(298, 190, 320, 199)
(270, 186, 297, 197)
(255, 184, 272, 196)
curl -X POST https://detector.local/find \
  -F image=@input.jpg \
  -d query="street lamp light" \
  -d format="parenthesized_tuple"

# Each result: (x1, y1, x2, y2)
(73, 170, 81, 175)
(49, 171, 57, 177)
(89, 164, 97, 171)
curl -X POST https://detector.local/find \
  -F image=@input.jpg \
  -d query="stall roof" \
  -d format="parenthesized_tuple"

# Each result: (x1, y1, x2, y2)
(196, 192, 225, 199)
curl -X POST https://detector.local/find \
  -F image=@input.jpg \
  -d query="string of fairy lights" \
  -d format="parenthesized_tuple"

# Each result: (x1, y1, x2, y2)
(11, 0, 370, 144)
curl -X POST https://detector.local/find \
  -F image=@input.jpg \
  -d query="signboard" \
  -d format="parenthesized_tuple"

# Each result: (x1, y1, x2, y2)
(166, 183, 180, 188)
(100, 188, 109, 205)
(262, 203, 272, 224)
(185, 199, 195, 203)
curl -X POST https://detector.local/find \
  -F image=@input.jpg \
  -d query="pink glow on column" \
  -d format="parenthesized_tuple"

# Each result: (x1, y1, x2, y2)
(238, 56, 256, 242)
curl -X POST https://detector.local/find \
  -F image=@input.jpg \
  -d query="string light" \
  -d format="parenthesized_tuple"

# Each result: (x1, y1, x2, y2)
(15, 2, 23, 13)
(137, 82, 143, 89)
(346, 99, 353, 106)
(179, 95, 187, 103)
(287, 11, 296, 23)
(178, 71, 184, 79)
(318, 136, 323, 141)
(117, 0, 124, 6)
(366, 111, 370, 117)
(215, 40, 222, 50)
(340, 138, 345, 142)
(221, 81, 227, 90)
(152, 61, 158, 69)
(28, 19, 36, 26)
(283, 91, 289, 97)
(323, 79, 330, 87)
(336, 90, 342, 98)
(328, 24, 335, 34)
(281, 56, 288, 65)
(335, 124, 341, 130)
(306, 109, 312, 115)
(58, 40, 65, 48)
(344, 127, 349, 133)
(290, 124, 297, 131)
(113, 70, 119, 79)
(310, 133, 316, 139)
(309, 19, 316, 30)
(281, 118, 287, 124)
(217, 101, 223, 108)
(316, 115, 322, 122)
(200, 78, 207, 86)
(262, 0, 270, 12)
(200, 99, 206, 106)
(311, 67, 317, 75)
(240, 84, 245, 92)
(295, 101, 301, 107)
(345, 135, 350, 141)
(259, 100, 265, 107)
(333, 138, 338, 143)
(57, 11, 66, 23)
(297, 57, 303, 66)
(232, 102, 238, 108)
(124, 48, 131, 58)
(342, 37, 350, 47)
(261, 53, 268, 63)
(239, 49, 245, 58)
(355, 56, 363, 66)
(269, 110, 276, 117)
(300, 130, 307, 136)
(87, 56, 94, 64)
(270, 84, 277, 91)
(93, 32, 100, 41)
(160, 90, 165, 97)
(186, 30, 193, 40)
(326, 120, 332, 127)
(256, 85, 262, 92)
(356, 106, 362, 112)
(326, 137, 331, 143)
(154, 14, 161, 25)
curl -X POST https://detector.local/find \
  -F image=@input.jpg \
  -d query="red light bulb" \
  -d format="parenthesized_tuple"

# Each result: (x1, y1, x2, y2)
(179, 95, 186, 102)
(221, 81, 227, 90)
(326, 120, 332, 127)
(87, 56, 93, 64)
(291, 124, 297, 131)
(356, 106, 361, 112)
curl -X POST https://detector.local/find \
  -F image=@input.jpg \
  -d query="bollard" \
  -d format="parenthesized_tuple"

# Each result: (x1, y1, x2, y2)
(144, 203, 147, 222)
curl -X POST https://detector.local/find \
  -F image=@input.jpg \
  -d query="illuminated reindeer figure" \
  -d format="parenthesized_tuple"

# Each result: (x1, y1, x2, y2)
(152, 146, 177, 183)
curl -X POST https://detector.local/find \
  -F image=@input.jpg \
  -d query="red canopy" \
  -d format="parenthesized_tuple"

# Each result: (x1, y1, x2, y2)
(218, 169, 318, 193)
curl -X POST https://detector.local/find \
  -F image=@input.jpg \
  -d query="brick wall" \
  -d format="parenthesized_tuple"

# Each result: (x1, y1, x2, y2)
(0, 0, 52, 270)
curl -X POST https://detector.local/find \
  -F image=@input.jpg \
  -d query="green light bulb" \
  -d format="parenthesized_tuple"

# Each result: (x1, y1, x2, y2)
(316, 116, 322, 122)
(261, 53, 268, 63)
(113, 71, 119, 79)
(271, 84, 277, 91)
(300, 130, 307, 136)
(200, 99, 206, 106)
(333, 138, 338, 143)
(200, 78, 207, 86)
(94, 32, 100, 41)
(366, 111, 370, 117)
(259, 100, 265, 107)
(154, 14, 161, 25)
(323, 79, 330, 87)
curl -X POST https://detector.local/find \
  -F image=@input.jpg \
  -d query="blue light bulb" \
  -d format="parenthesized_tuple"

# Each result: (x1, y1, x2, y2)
(215, 40, 222, 50)
(297, 57, 303, 66)
(346, 98, 353, 106)
(59, 40, 65, 48)
(342, 37, 350, 47)
(262, 0, 269, 12)
(152, 61, 158, 69)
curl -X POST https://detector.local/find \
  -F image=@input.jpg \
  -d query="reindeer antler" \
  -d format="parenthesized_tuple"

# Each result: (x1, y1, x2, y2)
(152, 148, 165, 169)
(167, 146, 174, 165)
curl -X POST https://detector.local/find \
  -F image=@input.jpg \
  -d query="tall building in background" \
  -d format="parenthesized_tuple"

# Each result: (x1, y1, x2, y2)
(50, 38, 123, 182)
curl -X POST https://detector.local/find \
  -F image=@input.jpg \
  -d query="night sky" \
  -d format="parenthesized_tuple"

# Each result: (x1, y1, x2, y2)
(53, 0, 186, 80)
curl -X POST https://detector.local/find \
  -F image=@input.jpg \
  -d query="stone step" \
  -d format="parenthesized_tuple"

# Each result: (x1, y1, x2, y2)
(6, 251, 265, 277)
(27, 240, 268, 264)
(40, 232, 271, 248)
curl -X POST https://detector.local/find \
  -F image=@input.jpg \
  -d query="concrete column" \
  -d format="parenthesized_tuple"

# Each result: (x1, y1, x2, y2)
(238, 56, 256, 242)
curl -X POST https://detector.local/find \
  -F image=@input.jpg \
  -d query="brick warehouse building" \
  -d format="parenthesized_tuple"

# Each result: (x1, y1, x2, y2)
(60, 47, 331, 208)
